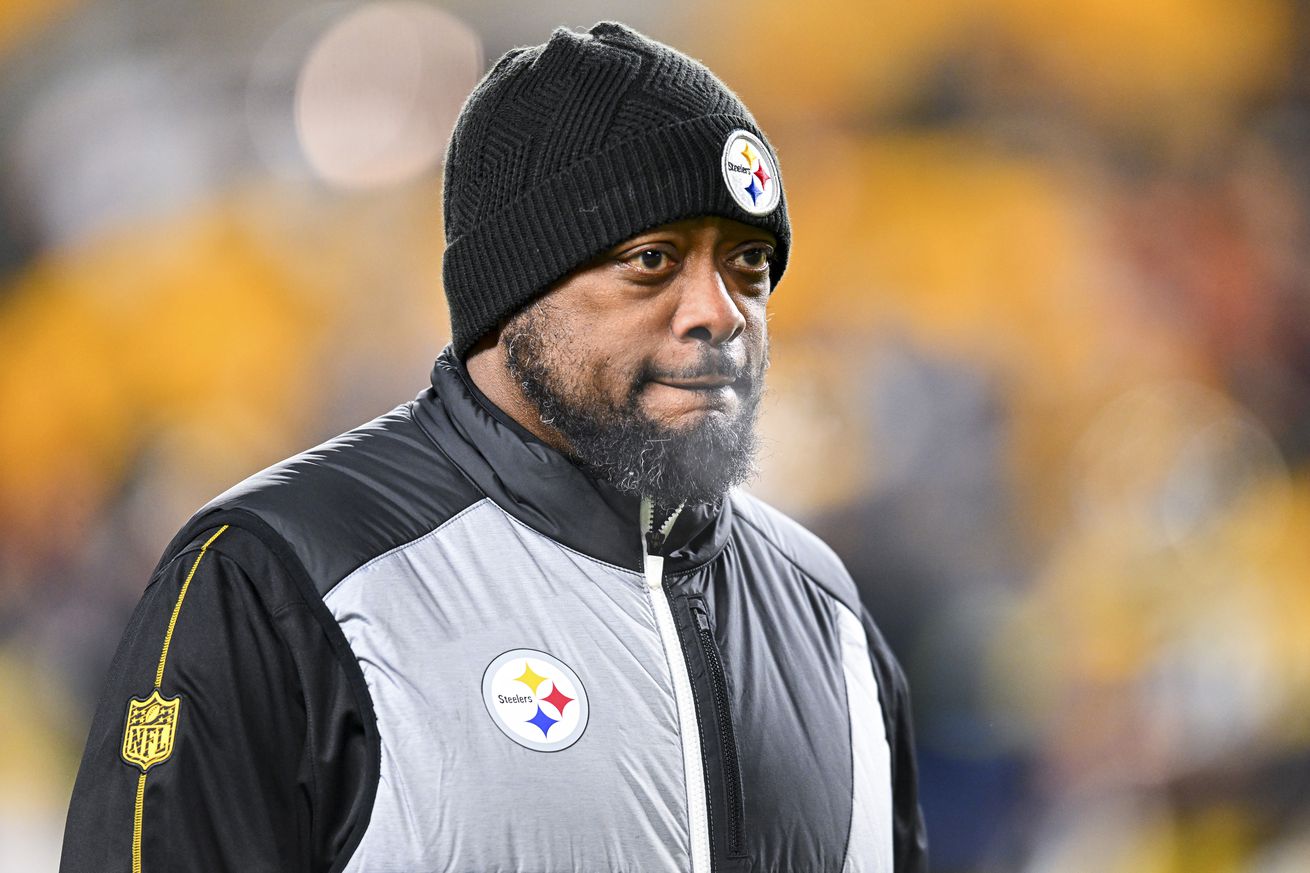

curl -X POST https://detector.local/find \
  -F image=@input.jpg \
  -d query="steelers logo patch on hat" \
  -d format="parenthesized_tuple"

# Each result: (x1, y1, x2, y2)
(482, 649, 589, 752)
(721, 129, 780, 216)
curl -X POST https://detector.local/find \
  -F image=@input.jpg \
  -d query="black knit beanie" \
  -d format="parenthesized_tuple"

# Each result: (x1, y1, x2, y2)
(441, 21, 790, 358)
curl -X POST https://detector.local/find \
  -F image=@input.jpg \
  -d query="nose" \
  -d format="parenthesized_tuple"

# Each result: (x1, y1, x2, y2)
(670, 260, 746, 346)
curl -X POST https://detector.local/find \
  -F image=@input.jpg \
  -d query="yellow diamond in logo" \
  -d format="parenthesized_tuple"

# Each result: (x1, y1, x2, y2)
(121, 690, 180, 772)
(514, 662, 548, 696)
(740, 142, 756, 166)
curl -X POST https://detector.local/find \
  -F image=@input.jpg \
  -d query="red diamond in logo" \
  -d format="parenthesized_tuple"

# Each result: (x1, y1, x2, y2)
(753, 162, 771, 189)
(541, 682, 574, 717)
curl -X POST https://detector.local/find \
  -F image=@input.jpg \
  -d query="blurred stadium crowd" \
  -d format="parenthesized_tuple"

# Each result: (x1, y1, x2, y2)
(2, 0, 1309, 870)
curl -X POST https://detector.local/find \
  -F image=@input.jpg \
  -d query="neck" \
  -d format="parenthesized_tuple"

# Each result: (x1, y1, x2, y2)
(463, 336, 574, 455)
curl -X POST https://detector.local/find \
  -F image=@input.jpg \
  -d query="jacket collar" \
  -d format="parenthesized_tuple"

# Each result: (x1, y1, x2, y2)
(411, 347, 732, 574)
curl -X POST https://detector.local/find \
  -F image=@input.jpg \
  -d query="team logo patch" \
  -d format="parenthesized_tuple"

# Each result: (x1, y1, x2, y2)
(482, 649, 589, 752)
(121, 690, 180, 771)
(721, 129, 780, 216)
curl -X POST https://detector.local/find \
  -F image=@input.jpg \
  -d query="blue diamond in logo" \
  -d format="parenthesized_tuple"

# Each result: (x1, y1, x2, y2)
(743, 177, 763, 205)
(526, 705, 559, 738)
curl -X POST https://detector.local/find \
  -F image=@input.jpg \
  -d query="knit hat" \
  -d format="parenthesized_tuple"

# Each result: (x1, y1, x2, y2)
(441, 21, 790, 358)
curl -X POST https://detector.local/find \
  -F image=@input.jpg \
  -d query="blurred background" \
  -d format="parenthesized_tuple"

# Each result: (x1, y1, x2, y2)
(2, 0, 1309, 869)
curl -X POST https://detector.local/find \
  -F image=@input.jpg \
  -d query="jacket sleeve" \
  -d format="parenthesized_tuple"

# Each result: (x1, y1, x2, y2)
(862, 606, 929, 873)
(60, 523, 312, 873)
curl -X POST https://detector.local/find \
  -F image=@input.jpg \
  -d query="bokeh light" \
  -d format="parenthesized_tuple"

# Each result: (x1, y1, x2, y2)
(295, 2, 481, 189)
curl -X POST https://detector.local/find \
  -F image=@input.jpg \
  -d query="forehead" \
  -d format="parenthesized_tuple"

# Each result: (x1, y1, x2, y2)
(615, 216, 778, 246)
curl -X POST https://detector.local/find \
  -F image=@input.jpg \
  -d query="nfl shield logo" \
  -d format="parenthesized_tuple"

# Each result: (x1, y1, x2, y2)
(121, 690, 180, 772)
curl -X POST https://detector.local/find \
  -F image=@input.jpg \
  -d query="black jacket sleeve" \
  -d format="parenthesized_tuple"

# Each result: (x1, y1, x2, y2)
(862, 606, 930, 873)
(60, 521, 375, 873)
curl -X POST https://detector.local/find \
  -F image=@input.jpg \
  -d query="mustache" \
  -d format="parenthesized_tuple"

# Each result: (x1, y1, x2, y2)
(638, 347, 759, 385)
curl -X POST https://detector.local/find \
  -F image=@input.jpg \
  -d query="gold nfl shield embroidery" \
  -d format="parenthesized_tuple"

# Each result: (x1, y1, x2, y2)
(121, 690, 180, 771)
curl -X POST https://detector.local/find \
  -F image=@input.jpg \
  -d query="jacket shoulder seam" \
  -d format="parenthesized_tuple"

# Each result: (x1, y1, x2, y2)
(732, 511, 856, 611)
(491, 502, 645, 579)
(324, 497, 494, 602)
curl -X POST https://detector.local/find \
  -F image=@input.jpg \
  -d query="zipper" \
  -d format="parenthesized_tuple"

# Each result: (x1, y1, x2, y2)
(689, 598, 745, 858)
(640, 497, 712, 873)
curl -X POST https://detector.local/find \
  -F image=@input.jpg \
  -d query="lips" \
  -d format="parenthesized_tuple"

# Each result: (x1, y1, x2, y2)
(655, 376, 736, 390)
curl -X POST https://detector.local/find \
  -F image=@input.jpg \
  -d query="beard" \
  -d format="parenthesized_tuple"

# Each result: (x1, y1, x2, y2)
(502, 301, 765, 509)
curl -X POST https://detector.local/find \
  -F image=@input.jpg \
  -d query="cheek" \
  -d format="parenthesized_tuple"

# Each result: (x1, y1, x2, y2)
(742, 301, 769, 350)
(591, 317, 667, 384)
(576, 343, 647, 407)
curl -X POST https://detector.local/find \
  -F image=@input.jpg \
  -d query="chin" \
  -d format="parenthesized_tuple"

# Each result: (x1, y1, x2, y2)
(647, 402, 736, 432)
(641, 386, 738, 427)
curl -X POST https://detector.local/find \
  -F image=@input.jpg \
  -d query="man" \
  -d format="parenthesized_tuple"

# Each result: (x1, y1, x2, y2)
(61, 21, 927, 873)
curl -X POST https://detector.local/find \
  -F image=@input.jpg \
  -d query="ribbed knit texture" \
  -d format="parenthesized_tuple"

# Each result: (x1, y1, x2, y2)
(441, 21, 790, 358)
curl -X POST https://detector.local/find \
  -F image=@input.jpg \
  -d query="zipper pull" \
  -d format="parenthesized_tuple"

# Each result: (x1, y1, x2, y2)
(690, 600, 711, 631)
(644, 553, 665, 590)
(636, 492, 686, 574)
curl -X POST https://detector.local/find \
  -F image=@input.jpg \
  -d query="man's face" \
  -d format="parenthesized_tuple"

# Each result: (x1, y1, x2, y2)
(502, 216, 775, 508)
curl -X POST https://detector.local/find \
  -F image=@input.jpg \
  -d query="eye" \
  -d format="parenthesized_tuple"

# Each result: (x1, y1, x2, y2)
(637, 249, 668, 270)
(619, 246, 676, 274)
(730, 246, 773, 272)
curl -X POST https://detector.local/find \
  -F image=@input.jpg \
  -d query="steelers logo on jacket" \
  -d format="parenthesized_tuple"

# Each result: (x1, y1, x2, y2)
(482, 649, 589, 751)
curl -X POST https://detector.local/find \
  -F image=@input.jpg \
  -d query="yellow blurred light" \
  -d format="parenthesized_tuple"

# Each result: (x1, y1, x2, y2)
(773, 133, 1099, 364)
(0, 201, 324, 550)
(694, 0, 979, 121)
(1001, 0, 1291, 137)
(1069, 381, 1290, 554)
(0, 0, 82, 59)
(700, 0, 1289, 146)
(0, 652, 78, 804)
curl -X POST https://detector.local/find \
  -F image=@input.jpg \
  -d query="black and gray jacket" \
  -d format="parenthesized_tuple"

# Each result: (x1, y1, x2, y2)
(61, 349, 928, 873)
